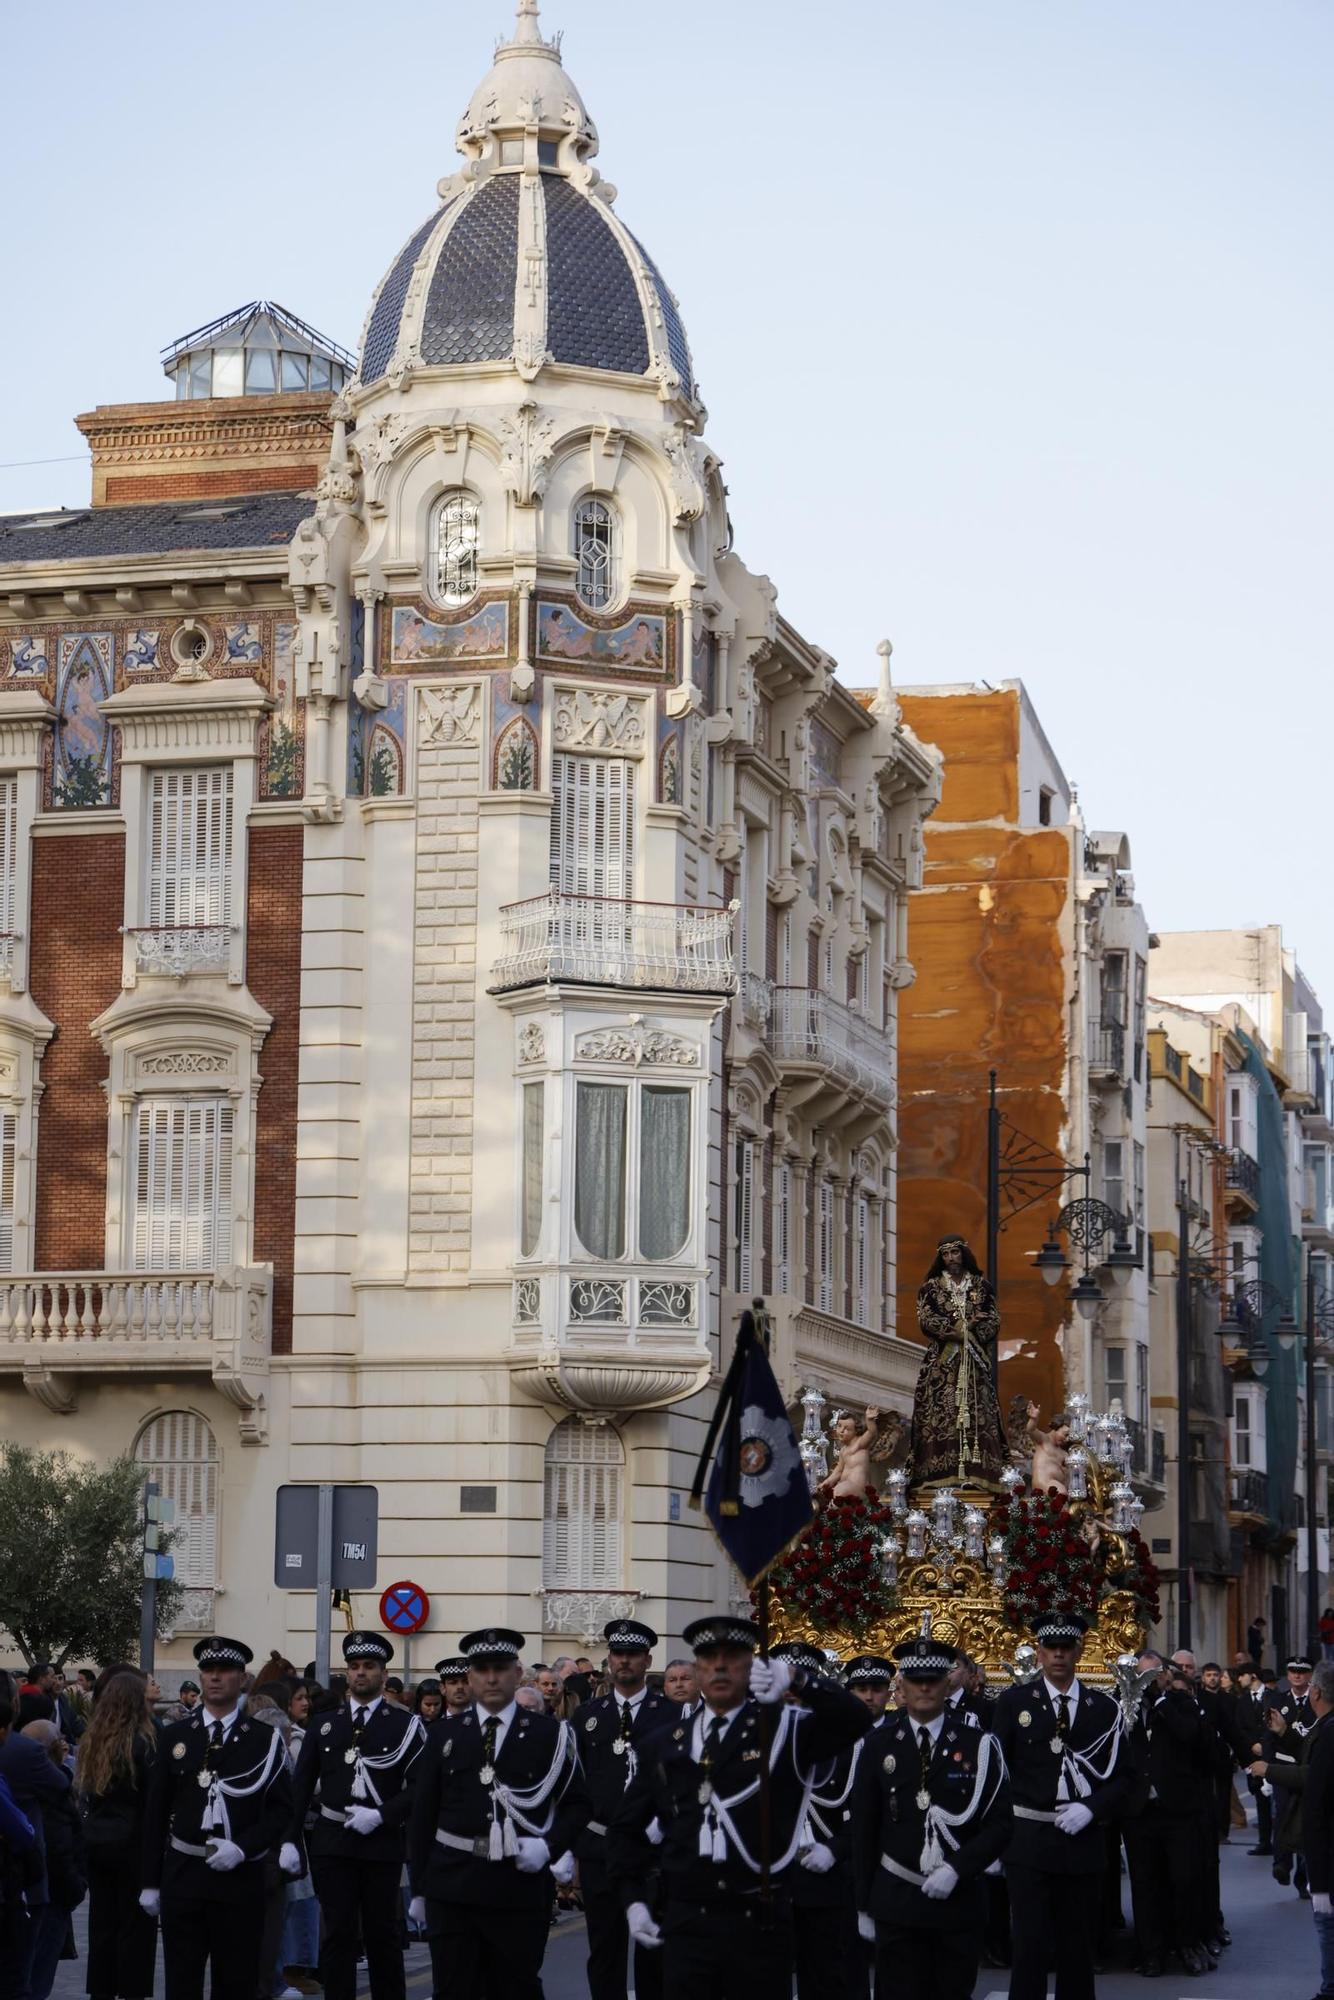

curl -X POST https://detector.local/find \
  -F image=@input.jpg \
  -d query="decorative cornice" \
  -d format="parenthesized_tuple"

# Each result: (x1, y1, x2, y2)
(100, 674, 273, 760)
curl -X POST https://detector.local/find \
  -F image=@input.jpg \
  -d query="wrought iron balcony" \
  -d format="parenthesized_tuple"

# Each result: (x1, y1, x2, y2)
(1088, 1022, 1126, 1078)
(1229, 1466, 1270, 1519)
(124, 924, 236, 978)
(508, 1268, 711, 1417)
(490, 891, 737, 995)
(769, 987, 895, 1109)
(0, 1266, 272, 1439)
(1225, 1147, 1261, 1204)
(0, 933, 17, 981)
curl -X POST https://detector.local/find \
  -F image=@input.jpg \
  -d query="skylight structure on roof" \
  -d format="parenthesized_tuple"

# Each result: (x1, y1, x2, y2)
(162, 302, 356, 402)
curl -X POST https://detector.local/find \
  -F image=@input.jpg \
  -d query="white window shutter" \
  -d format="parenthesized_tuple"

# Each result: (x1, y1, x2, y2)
(776, 1161, 791, 1295)
(132, 1096, 233, 1270)
(135, 1410, 219, 1589)
(0, 776, 17, 940)
(542, 1419, 623, 1589)
(550, 754, 634, 900)
(0, 1110, 15, 1274)
(817, 1180, 833, 1312)
(148, 767, 233, 928)
(735, 1138, 754, 1294)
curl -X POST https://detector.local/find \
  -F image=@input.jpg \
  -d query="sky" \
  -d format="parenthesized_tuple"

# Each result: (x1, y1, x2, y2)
(3, 0, 1331, 1005)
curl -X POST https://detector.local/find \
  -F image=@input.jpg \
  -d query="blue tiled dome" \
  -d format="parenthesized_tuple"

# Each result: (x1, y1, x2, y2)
(359, 171, 693, 396)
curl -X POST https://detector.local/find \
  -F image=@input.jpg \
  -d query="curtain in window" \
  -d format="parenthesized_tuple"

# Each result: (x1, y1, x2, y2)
(639, 1087, 689, 1261)
(574, 1082, 626, 1259)
(522, 1082, 544, 1256)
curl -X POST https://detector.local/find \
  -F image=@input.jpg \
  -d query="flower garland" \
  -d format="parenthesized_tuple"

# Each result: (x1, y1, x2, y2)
(1114, 1526, 1162, 1629)
(993, 1483, 1101, 1632)
(760, 1491, 897, 1637)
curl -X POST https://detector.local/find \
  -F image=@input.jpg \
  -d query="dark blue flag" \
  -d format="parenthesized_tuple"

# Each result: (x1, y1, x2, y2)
(691, 1309, 813, 1586)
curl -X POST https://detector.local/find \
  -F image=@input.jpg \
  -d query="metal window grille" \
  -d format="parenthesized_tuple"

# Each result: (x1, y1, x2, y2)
(542, 1417, 623, 1589)
(574, 496, 616, 610)
(434, 492, 480, 607)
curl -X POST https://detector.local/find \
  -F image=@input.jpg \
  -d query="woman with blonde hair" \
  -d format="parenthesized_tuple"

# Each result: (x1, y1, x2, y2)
(73, 1671, 158, 2000)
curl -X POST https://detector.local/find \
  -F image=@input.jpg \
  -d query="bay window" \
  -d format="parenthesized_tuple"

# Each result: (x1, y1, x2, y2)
(521, 1082, 545, 1257)
(573, 1078, 691, 1264)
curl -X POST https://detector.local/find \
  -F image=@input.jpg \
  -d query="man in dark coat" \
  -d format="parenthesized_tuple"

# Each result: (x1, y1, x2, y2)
(991, 1610, 1132, 2000)
(1267, 1651, 1316, 1894)
(1122, 1650, 1214, 1977)
(606, 1614, 870, 2000)
(140, 1636, 294, 2000)
(407, 1626, 589, 2000)
(1301, 1660, 1334, 1999)
(287, 1631, 426, 2000)
(572, 1618, 682, 2000)
(852, 1632, 1012, 2000)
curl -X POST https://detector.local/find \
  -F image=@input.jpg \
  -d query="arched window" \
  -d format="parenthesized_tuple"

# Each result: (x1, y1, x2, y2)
(573, 496, 616, 611)
(542, 1417, 623, 1589)
(432, 492, 480, 608)
(135, 1410, 219, 1594)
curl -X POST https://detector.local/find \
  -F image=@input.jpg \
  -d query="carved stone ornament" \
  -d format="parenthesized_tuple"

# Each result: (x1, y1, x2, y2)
(663, 425, 707, 523)
(138, 1050, 231, 1077)
(497, 399, 557, 505)
(517, 1023, 546, 1064)
(419, 684, 480, 746)
(552, 689, 645, 754)
(574, 1024, 699, 1068)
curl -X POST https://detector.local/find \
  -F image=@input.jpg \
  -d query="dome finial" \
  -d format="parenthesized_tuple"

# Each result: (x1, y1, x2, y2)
(507, 0, 553, 50)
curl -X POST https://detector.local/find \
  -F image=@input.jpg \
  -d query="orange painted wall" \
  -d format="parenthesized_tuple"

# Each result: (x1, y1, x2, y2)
(895, 688, 1074, 1424)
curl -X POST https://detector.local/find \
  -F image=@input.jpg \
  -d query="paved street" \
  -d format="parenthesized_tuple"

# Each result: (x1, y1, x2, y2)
(43, 1826, 1327, 1998)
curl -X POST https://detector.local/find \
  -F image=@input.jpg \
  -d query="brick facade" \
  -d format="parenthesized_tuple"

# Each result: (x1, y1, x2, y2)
(246, 824, 304, 1355)
(28, 831, 126, 1271)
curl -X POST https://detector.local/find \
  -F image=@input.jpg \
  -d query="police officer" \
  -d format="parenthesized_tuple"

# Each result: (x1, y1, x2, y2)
(435, 1655, 472, 1718)
(771, 1642, 865, 2000)
(1122, 1648, 1213, 1977)
(407, 1626, 589, 2000)
(572, 1617, 680, 2000)
(288, 1631, 426, 2000)
(851, 1633, 1011, 2000)
(140, 1636, 294, 2000)
(1267, 1651, 1316, 1894)
(1231, 1665, 1273, 1852)
(606, 1614, 870, 2000)
(991, 1610, 1132, 2000)
(844, 1656, 895, 1727)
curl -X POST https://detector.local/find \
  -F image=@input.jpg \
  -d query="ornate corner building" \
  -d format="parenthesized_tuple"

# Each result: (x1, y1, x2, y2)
(0, 3, 940, 1662)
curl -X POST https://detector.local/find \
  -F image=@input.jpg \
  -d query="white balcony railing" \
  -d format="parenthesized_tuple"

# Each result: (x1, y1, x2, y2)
(0, 933, 17, 982)
(124, 925, 235, 978)
(736, 972, 774, 1033)
(0, 1266, 273, 1438)
(769, 987, 896, 1107)
(490, 891, 737, 994)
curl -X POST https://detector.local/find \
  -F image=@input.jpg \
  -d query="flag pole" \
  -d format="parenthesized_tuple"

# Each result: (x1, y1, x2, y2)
(756, 1569, 773, 1903)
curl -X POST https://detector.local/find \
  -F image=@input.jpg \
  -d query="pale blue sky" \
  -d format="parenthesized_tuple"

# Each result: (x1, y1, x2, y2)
(4, 0, 1331, 1005)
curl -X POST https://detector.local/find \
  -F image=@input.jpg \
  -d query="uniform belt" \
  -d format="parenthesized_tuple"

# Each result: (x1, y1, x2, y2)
(169, 1835, 268, 1860)
(435, 1829, 494, 1860)
(1014, 1806, 1059, 1823)
(586, 1821, 608, 1838)
(320, 1806, 349, 1823)
(880, 1854, 926, 1887)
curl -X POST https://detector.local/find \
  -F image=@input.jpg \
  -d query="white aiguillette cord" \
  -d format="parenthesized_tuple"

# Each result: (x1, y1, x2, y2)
(200, 1729, 285, 1841)
(487, 1721, 577, 1861)
(349, 1712, 425, 1805)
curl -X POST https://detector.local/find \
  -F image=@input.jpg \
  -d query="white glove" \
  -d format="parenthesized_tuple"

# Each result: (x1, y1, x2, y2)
(138, 1888, 161, 1917)
(1313, 1892, 1333, 1917)
(857, 1912, 876, 1942)
(205, 1838, 245, 1872)
(550, 1849, 576, 1887)
(646, 1816, 664, 1846)
(1262, 1781, 1274, 1797)
(514, 1836, 550, 1874)
(344, 1805, 383, 1836)
(749, 1657, 794, 1705)
(922, 1863, 958, 1901)
(627, 1901, 662, 1948)
(279, 1842, 303, 1876)
(408, 1895, 427, 1926)
(985, 1859, 1003, 1876)
(800, 1842, 836, 1874)
(1055, 1803, 1093, 1836)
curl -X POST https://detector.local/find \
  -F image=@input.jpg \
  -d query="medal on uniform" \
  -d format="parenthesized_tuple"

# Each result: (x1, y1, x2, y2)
(1050, 1737, 1063, 1755)
(197, 1771, 211, 1789)
(480, 1765, 495, 1787)
(612, 1739, 627, 1756)
(915, 1788, 931, 1811)
(698, 1780, 712, 1805)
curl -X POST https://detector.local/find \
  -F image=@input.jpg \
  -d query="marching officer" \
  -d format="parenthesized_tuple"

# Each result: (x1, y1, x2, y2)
(140, 1636, 294, 2000)
(407, 1626, 589, 2000)
(606, 1613, 871, 1999)
(574, 1617, 681, 2000)
(288, 1630, 426, 2000)
(1231, 1664, 1273, 1853)
(772, 1641, 866, 2000)
(991, 1610, 1132, 2000)
(1268, 1650, 1316, 1893)
(435, 1654, 472, 1718)
(852, 1632, 1012, 2000)
(844, 1655, 895, 1727)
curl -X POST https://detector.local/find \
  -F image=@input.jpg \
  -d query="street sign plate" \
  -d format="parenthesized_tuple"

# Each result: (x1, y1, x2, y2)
(274, 1486, 379, 1589)
(379, 1581, 430, 1635)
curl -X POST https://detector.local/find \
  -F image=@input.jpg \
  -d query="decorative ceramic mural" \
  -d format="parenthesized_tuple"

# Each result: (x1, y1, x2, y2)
(494, 715, 538, 790)
(7, 635, 50, 678)
(225, 620, 263, 663)
(52, 634, 113, 808)
(123, 631, 159, 673)
(391, 601, 509, 665)
(259, 621, 303, 800)
(348, 677, 408, 798)
(659, 729, 683, 806)
(536, 601, 665, 669)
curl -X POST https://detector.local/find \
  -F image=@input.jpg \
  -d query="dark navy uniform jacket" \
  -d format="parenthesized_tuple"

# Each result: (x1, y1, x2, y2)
(573, 1688, 684, 1862)
(992, 1680, 1131, 1875)
(289, 1698, 426, 1862)
(852, 1707, 1011, 1928)
(143, 1709, 292, 1903)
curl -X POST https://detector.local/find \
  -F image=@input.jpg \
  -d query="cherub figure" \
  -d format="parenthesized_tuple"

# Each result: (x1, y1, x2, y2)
(819, 1407, 882, 1501)
(1024, 1402, 1071, 1494)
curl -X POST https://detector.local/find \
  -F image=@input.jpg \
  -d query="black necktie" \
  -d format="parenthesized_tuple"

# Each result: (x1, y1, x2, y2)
(619, 1700, 635, 1743)
(917, 1725, 933, 1780)
(210, 1719, 225, 1752)
(353, 1706, 366, 1733)
(482, 1715, 499, 1769)
(702, 1713, 724, 1771)
(1056, 1694, 1070, 1735)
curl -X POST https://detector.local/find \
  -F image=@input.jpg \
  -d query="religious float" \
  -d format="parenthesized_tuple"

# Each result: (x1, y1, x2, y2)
(763, 1237, 1162, 1680)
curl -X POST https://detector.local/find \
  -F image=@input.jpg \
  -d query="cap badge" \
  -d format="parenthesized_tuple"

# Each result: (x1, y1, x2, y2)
(172, 1741, 186, 1760)
(321, 1721, 332, 1736)
(883, 1753, 896, 1773)
(1018, 1710, 1032, 1728)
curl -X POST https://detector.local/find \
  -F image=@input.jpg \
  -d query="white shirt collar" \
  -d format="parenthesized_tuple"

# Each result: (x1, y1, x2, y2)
(1043, 1677, 1080, 1711)
(911, 1711, 948, 1744)
(474, 1699, 518, 1735)
(693, 1700, 746, 1748)
(349, 1693, 384, 1719)
(203, 1705, 242, 1736)
(618, 1687, 648, 1711)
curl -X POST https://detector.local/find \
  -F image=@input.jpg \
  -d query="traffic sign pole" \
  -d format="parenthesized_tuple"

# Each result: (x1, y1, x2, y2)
(315, 1482, 334, 1688)
(139, 1481, 159, 1675)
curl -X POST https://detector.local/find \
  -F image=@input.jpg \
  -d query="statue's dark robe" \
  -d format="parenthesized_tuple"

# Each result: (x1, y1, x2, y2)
(910, 1273, 1009, 1486)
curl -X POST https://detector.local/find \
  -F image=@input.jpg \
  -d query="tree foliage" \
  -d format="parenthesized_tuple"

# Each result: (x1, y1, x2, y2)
(0, 1443, 182, 1668)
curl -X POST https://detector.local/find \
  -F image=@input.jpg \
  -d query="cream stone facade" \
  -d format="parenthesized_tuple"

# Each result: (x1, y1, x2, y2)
(0, 3, 940, 1673)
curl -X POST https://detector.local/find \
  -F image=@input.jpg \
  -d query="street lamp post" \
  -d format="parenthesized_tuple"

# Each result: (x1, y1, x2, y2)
(1272, 1259, 1334, 1657)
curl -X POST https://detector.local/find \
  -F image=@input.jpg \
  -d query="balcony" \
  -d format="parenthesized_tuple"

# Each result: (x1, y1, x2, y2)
(507, 1269, 711, 1417)
(1088, 1022, 1126, 1080)
(1225, 1147, 1261, 1208)
(490, 892, 736, 995)
(1229, 1466, 1271, 1522)
(122, 923, 240, 987)
(0, 933, 16, 983)
(0, 1266, 272, 1440)
(769, 987, 896, 1113)
(735, 971, 774, 1035)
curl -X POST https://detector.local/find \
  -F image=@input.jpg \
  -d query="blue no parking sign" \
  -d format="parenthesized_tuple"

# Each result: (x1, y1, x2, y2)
(379, 1580, 430, 1636)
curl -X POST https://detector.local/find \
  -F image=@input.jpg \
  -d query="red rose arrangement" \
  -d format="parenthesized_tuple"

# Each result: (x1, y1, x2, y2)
(760, 1491, 897, 1638)
(994, 1483, 1100, 1633)
(1117, 1526, 1162, 1628)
